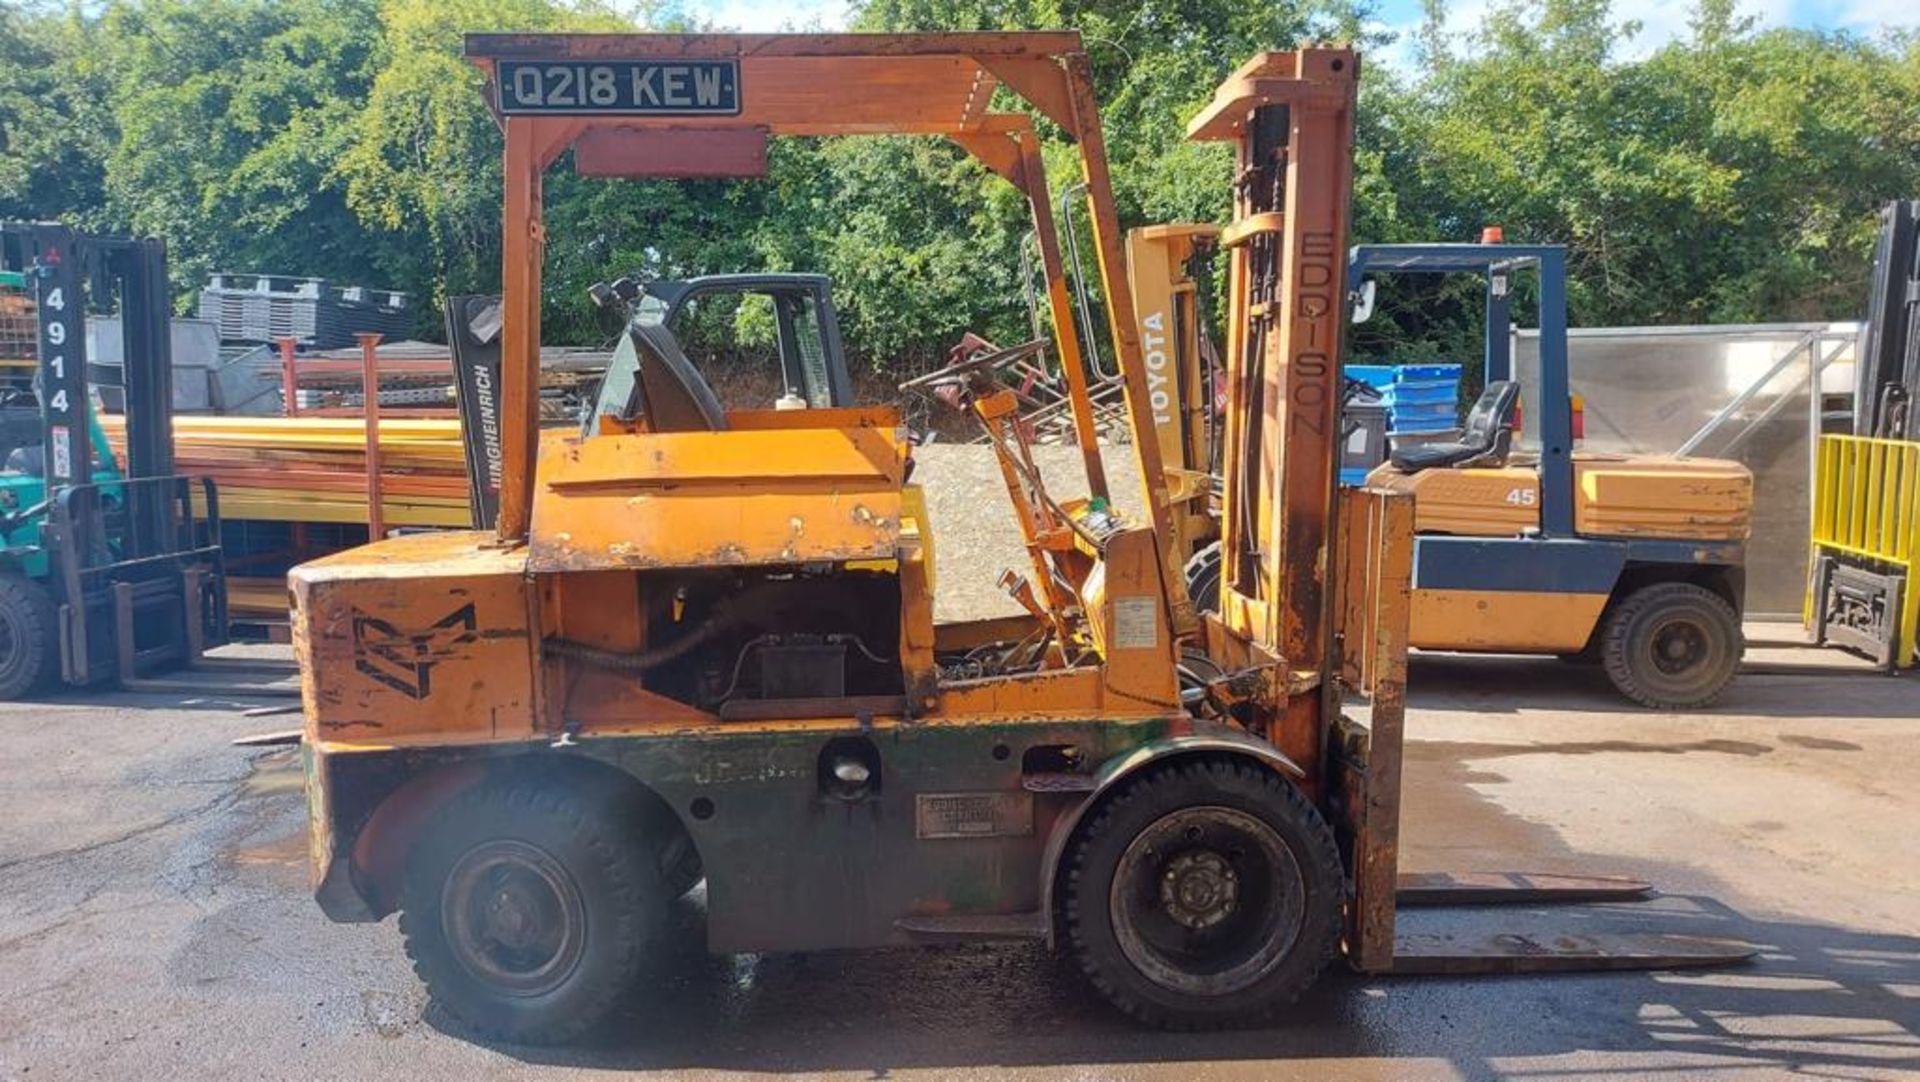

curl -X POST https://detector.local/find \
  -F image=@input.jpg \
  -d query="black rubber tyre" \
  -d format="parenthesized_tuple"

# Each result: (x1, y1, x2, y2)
(0, 573, 57, 700)
(399, 773, 665, 1044)
(1600, 581, 1742, 710)
(1064, 758, 1343, 1029)
(657, 825, 704, 898)
(1183, 541, 1223, 615)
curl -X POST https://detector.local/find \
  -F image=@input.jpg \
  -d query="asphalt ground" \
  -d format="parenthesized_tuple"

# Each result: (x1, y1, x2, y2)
(0, 624, 1913, 1082)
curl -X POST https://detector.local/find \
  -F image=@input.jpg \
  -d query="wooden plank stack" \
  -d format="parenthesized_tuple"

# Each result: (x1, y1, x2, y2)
(101, 415, 474, 527)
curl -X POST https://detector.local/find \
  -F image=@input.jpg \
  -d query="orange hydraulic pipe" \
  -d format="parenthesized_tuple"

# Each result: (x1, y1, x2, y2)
(495, 121, 543, 543)
(358, 332, 386, 541)
(277, 337, 300, 418)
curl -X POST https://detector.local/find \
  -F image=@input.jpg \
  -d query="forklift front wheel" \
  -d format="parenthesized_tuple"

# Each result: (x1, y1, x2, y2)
(398, 773, 665, 1044)
(1600, 581, 1742, 710)
(0, 573, 57, 699)
(1063, 757, 1342, 1029)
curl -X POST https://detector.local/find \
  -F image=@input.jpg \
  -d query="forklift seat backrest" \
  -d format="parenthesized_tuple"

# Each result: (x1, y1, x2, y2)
(1389, 380, 1520, 472)
(628, 322, 729, 433)
(5, 445, 43, 477)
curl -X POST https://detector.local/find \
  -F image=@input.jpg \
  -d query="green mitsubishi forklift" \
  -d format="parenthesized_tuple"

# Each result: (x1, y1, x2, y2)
(0, 223, 228, 698)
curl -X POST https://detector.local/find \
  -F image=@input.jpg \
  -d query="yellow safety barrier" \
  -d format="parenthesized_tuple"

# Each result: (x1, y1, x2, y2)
(1810, 434, 1919, 666)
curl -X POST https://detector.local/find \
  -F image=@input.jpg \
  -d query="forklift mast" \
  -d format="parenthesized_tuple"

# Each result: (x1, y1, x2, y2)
(1124, 224, 1223, 566)
(1856, 199, 1919, 438)
(10, 226, 178, 505)
(1185, 50, 1363, 770)
(1810, 199, 1920, 669)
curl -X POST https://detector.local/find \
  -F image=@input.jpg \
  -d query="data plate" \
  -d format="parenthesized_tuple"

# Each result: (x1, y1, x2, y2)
(915, 792, 1033, 840)
(496, 60, 741, 116)
(1112, 596, 1159, 650)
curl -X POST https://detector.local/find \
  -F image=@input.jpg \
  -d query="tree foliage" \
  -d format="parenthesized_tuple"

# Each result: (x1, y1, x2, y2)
(0, 0, 1913, 374)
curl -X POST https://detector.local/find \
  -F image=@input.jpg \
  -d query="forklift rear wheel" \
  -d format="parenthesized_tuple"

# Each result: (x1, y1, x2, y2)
(0, 573, 57, 699)
(1063, 758, 1342, 1029)
(1600, 582, 1742, 710)
(399, 773, 665, 1044)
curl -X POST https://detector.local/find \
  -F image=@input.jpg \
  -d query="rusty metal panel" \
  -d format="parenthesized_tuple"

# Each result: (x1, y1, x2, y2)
(465, 31, 1088, 61)
(597, 715, 1163, 954)
(937, 666, 1119, 720)
(574, 126, 769, 178)
(1390, 932, 1756, 975)
(1083, 526, 1181, 710)
(1334, 487, 1413, 974)
(528, 426, 906, 571)
(1337, 488, 1415, 695)
(291, 531, 537, 744)
(471, 48, 1055, 138)
(1395, 871, 1652, 907)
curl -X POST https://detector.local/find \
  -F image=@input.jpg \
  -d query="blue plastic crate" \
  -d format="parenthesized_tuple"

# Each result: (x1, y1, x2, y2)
(1347, 364, 1395, 390)
(1394, 363, 1462, 383)
(1378, 381, 1457, 407)
(1339, 465, 1372, 486)
(1389, 401, 1458, 423)
(1388, 417, 1459, 434)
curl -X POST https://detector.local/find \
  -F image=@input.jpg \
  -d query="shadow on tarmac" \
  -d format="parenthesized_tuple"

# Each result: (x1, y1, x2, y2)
(450, 893, 1920, 1080)
(1407, 651, 1910, 721)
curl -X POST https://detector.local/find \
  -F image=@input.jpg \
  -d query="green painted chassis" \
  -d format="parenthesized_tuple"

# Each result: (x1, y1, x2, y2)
(307, 714, 1331, 954)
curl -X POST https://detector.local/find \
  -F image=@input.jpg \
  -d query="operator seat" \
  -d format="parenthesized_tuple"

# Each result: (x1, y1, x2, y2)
(1389, 379, 1520, 472)
(628, 322, 729, 433)
(5, 445, 44, 477)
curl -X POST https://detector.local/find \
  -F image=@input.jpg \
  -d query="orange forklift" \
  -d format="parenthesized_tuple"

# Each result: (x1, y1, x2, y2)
(292, 36, 1750, 1043)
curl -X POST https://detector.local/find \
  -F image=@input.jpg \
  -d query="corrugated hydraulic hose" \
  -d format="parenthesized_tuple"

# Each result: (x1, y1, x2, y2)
(543, 589, 760, 674)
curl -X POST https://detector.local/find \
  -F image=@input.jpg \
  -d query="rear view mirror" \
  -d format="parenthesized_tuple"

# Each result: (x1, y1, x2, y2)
(1351, 279, 1377, 324)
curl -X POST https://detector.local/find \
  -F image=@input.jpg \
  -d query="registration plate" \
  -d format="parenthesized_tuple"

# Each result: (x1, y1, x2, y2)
(496, 60, 741, 116)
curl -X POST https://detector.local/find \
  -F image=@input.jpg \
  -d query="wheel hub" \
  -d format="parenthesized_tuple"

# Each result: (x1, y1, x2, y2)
(485, 880, 549, 949)
(1160, 850, 1239, 929)
(442, 839, 586, 996)
(1652, 619, 1707, 674)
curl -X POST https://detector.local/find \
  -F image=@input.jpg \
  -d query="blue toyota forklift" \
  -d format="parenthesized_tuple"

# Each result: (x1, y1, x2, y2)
(1349, 242, 1755, 708)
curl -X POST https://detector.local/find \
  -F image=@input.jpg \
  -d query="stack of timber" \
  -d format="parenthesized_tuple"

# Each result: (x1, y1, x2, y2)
(101, 414, 473, 527)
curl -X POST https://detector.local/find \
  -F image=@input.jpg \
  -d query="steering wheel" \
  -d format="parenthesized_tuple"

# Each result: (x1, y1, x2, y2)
(898, 338, 1050, 394)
